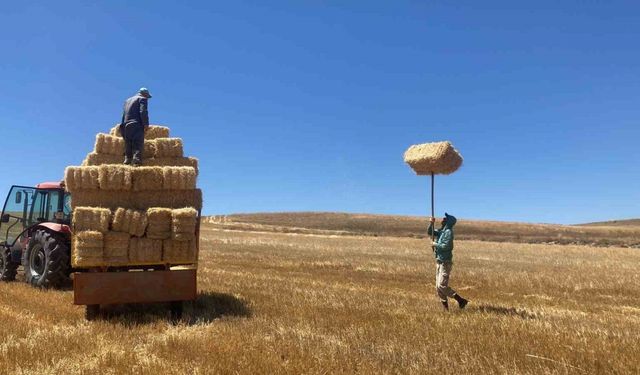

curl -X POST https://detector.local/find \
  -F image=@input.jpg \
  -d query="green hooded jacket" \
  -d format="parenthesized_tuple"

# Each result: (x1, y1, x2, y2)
(427, 213, 457, 262)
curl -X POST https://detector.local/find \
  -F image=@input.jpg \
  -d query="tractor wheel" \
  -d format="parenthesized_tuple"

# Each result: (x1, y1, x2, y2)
(23, 229, 70, 288)
(85, 305, 100, 321)
(0, 247, 18, 281)
(170, 301, 183, 324)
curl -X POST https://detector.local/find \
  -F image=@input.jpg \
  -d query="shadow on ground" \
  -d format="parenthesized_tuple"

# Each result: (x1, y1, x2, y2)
(474, 304, 539, 320)
(98, 291, 252, 326)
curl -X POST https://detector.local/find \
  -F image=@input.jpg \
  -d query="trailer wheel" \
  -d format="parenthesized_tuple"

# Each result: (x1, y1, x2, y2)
(23, 229, 70, 288)
(0, 247, 18, 281)
(85, 305, 100, 321)
(170, 301, 183, 324)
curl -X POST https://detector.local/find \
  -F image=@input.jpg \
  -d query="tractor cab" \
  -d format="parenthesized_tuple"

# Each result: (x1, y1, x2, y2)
(0, 183, 71, 250)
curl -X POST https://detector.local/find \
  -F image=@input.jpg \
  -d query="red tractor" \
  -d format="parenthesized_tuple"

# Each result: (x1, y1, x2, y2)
(0, 182, 71, 287)
(0, 182, 197, 321)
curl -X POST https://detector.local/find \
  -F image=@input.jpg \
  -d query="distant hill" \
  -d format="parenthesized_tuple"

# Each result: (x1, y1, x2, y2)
(204, 212, 640, 248)
(580, 219, 640, 227)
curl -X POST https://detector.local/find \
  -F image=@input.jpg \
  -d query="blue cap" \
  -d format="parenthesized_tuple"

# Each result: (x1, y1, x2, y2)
(138, 87, 152, 98)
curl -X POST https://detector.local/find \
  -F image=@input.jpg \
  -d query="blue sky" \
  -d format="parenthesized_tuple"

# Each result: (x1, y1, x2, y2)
(0, 1, 638, 224)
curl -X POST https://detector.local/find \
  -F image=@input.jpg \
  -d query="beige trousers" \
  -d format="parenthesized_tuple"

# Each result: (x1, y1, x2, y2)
(435, 261, 456, 302)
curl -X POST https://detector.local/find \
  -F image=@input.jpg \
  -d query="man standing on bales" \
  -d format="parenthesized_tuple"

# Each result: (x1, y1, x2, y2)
(428, 213, 468, 311)
(120, 87, 151, 166)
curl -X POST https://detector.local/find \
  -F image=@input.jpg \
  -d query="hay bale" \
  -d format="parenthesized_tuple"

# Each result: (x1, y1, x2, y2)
(70, 189, 203, 210)
(95, 133, 125, 156)
(112, 208, 148, 237)
(147, 208, 172, 240)
(81, 153, 199, 174)
(73, 231, 104, 267)
(98, 165, 132, 191)
(64, 166, 100, 192)
(129, 237, 163, 263)
(104, 231, 130, 265)
(162, 239, 197, 264)
(132, 167, 164, 191)
(145, 125, 170, 139)
(162, 167, 197, 190)
(403, 141, 463, 175)
(172, 207, 198, 241)
(82, 152, 122, 166)
(72, 207, 111, 233)
(154, 138, 183, 158)
(109, 124, 122, 137)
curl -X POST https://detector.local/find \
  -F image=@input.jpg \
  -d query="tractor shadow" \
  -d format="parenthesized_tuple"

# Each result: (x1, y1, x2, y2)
(474, 304, 539, 320)
(99, 291, 252, 326)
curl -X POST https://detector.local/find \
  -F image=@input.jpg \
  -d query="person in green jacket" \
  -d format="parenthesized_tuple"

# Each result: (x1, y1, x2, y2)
(428, 213, 468, 311)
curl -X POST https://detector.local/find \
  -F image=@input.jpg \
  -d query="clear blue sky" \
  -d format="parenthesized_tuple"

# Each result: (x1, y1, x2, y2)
(1, 1, 638, 224)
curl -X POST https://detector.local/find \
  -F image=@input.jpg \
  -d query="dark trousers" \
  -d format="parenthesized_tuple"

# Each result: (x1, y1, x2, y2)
(123, 122, 144, 164)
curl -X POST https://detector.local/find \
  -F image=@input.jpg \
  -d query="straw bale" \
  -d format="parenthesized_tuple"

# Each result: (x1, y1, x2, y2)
(109, 124, 121, 137)
(147, 208, 172, 240)
(64, 166, 100, 192)
(104, 231, 130, 265)
(70, 189, 203, 210)
(171, 207, 198, 241)
(128, 237, 163, 263)
(132, 167, 164, 191)
(145, 125, 170, 139)
(162, 239, 197, 264)
(112, 208, 148, 237)
(81, 152, 199, 174)
(72, 207, 111, 233)
(403, 141, 463, 175)
(95, 133, 125, 156)
(154, 138, 183, 158)
(98, 165, 132, 191)
(73, 231, 104, 267)
(162, 167, 197, 190)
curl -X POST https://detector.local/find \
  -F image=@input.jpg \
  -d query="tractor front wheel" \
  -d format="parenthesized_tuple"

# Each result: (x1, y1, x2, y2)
(0, 247, 18, 281)
(23, 229, 70, 288)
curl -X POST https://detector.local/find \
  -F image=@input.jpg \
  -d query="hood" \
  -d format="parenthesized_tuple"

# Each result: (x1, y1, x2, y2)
(443, 213, 457, 229)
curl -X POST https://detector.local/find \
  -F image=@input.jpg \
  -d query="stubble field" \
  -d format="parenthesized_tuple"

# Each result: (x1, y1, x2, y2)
(0, 221, 639, 374)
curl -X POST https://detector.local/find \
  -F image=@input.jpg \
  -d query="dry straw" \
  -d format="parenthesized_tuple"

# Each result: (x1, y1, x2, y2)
(162, 239, 197, 263)
(163, 167, 197, 190)
(147, 208, 172, 240)
(112, 208, 148, 237)
(73, 231, 104, 267)
(172, 207, 198, 241)
(128, 237, 163, 263)
(103, 231, 130, 265)
(403, 141, 463, 175)
(64, 166, 100, 192)
(72, 207, 111, 233)
(132, 167, 164, 191)
(71, 189, 203, 210)
(95, 133, 158, 158)
(82, 153, 199, 175)
(98, 165, 132, 191)
(109, 125, 170, 140)
(153, 138, 183, 158)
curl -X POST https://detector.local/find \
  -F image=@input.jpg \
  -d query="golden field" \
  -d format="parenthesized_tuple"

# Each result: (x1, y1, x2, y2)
(0, 217, 639, 374)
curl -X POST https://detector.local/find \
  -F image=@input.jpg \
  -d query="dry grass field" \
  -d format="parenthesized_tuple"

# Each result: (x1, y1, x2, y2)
(0, 219, 639, 374)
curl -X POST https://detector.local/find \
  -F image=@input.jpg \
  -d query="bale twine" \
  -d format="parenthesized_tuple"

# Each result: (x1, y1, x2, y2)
(162, 239, 197, 263)
(171, 207, 198, 241)
(64, 166, 100, 192)
(128, 237, 163, 263)
(72, 207, 111, 233)
(153, 138, 183, 158)
(112, 207, 148, 237)
(103, 231, 130, 264)
(70, 189, 203, 211)
(162, 167, 197, 190)
(147, 208, 172, 240)
(98, 165, 132, 191)
(403, 141, 463, 175)
(73, 231, 104, 267)
(132, 167, 164, 191)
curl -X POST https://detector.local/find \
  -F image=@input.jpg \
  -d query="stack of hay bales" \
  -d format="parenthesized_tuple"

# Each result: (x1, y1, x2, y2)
(66, 125, 201, 268)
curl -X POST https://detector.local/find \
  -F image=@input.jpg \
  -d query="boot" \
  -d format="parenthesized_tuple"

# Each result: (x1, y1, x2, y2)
(441, 300, 449, 311)
(453, 294, 468, 309)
